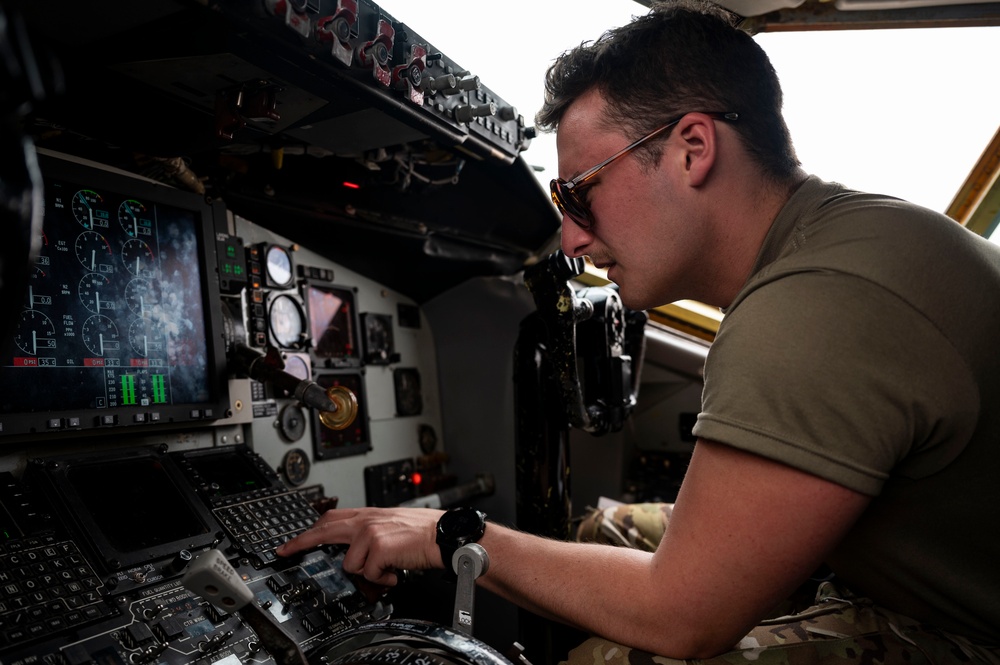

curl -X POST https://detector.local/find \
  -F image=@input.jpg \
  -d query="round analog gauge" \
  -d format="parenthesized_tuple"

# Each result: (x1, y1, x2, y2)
(72, 189, 104, 229)
(81, 314, 120, 357)
(121, 238, 155, 277)
(129, 318, 164, 357)
(281, 448, 311, 487)
(75, 231, 113, 272)
(118, 199, 150, 238)
(125, 278, 157, 317)
(278, 404, 307, 442)
(14, 309, 56, 356)
(284, 354, 310, 381)
(78, 273, 114, 315)
(269, 294, 306, 349)
(266, 245, 294, 288)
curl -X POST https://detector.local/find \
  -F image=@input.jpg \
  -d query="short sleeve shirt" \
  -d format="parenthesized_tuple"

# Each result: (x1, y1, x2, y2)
(692, 176, 1000, 643)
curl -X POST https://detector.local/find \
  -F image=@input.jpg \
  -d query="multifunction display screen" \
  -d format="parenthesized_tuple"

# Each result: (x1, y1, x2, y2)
(0, 170, 212, 414)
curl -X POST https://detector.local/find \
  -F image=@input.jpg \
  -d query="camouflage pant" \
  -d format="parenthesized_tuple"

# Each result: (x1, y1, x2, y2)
(569, 503, 1000, 665)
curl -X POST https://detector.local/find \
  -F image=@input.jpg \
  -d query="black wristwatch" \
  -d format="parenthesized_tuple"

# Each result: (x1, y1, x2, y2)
(436, 506, 487, 573)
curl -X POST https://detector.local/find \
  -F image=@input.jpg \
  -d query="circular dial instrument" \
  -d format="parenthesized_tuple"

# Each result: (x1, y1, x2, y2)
(265, 245, 294, 288)
(278, 404, 307, 442)
(118, 199, 149, 238)
(129, 318, 164, 357)
(281, 448, 311, 486)
(125, 278, 157, 317)
(121, 238, 155, 277)
(81, 314, 120, 357)
(75, 231, 113, 272)
(268, 294, 306, 349)
(72, 189, 104, 229)
(283, 354, 310, 381)
(78, 272, 114, 315)
(14, 309, 56, 356)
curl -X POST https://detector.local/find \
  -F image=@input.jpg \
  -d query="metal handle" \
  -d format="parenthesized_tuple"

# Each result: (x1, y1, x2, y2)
(452, 543, 489, 635)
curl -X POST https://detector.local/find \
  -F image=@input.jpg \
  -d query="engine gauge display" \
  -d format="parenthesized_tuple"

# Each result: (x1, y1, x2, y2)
(121, 238, 155, 277)
(81, 314, 121, 357)
(14, 309, 56, 356)
(72, 189, 108, 229)
(118, 199, 152, 238)
(0, 158, 217, 423)
(78, 272, 114, 315)
(124, 278, 158, 317)
(75, 231, 114, 273)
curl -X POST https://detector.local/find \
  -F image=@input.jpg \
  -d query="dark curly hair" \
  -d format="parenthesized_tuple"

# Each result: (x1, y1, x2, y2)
(536, 0, 800, 179)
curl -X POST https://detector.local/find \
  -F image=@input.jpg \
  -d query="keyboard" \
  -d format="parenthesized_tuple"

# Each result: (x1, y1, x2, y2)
(212, 489, 318, 568)
(0, 534, 116, 650)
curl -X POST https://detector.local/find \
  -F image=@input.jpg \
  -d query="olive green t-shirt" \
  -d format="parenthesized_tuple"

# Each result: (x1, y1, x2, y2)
(692, 176, 1000, 644)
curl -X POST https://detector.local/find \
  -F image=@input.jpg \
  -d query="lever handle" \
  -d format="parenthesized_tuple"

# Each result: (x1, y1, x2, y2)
(182, 550, 309, 665)
(182, 548, 253, 612)
(452, 543, 489, 635)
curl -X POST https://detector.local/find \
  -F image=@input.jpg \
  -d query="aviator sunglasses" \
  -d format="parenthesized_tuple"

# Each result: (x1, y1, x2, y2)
(550, 111, 739, 229)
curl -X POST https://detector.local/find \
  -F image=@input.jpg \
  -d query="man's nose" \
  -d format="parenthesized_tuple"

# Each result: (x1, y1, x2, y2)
(560, 216, 592, 258)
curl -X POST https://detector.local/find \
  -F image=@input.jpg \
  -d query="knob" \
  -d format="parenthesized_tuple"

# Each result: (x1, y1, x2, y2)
(318, 384, 359, 430)
(165, 549, 193, 575)
(498, 105, 518, 122)
(457, 75, 480, 91)
(423, 74, 457, 92)
(454, 102, 496, 123)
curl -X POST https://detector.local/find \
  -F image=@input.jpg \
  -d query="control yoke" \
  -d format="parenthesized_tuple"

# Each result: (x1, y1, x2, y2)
(233, 344, 358, 430)
(522, 251, 646, 436)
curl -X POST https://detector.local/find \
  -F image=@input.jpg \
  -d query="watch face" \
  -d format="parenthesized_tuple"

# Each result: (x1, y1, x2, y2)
(438, 507, 485, 540)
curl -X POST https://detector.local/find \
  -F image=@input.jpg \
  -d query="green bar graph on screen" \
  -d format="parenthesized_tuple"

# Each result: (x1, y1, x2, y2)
(152, 374, 167, 404)
(120, 374, 136, 406)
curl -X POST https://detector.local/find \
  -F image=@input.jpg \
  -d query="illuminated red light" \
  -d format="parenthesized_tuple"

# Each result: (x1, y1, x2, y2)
(342, 181, 361, 189)
(411, 472, 422, 485)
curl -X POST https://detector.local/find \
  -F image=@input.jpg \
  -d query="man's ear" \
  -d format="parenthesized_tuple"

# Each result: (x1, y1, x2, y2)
(676, 113, 718, 188)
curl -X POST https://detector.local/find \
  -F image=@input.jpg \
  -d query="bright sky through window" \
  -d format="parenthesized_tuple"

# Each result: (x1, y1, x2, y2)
(377, 0, 998, 227)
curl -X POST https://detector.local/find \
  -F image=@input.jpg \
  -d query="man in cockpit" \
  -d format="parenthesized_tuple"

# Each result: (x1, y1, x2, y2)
(279, 2, 1000, 662)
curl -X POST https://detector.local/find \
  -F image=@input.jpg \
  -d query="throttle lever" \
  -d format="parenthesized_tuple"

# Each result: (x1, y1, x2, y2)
(452, 543, 489, 635)
(182, 549, 309, 665)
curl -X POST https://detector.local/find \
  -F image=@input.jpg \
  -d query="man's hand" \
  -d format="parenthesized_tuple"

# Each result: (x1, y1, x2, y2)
(277, 507, 445, 586)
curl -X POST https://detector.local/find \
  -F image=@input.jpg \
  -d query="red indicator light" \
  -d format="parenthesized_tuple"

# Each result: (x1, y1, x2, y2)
(342, 181, 361, 189)
(411, 472, 423, 486)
